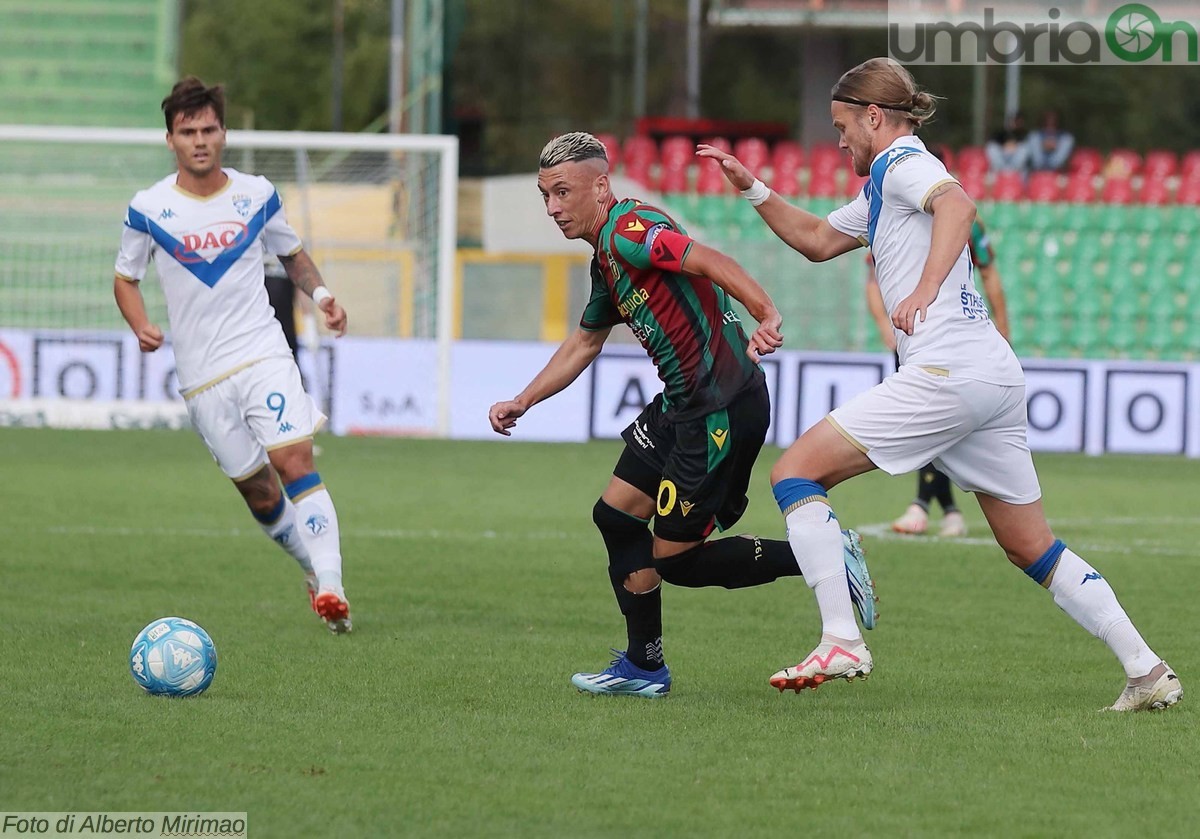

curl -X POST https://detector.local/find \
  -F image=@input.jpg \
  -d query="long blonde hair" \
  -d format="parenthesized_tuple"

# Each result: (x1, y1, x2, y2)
(831, 58, 939, 129)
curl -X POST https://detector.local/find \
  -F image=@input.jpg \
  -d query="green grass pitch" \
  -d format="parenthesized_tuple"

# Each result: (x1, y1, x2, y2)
(1, 428, 1197, 837)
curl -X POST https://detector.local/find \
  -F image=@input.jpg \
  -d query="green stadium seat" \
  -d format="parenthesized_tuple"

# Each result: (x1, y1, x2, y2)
(1058, 203, 1092, 231)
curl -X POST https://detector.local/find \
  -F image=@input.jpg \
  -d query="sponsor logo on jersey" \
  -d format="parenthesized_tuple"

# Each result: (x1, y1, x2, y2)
(617, 286, 650, 319)
(278, 421, 296, 434)
(158, 208, 176, 220)
(174, 221, 250, 263)
(680, 500, 694, 517)
(709, 428, 728, 450)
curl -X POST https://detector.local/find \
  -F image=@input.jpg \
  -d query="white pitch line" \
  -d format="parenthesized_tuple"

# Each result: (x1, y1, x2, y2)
(43, 524, 583, 542)
(855, 522, 1197, 559)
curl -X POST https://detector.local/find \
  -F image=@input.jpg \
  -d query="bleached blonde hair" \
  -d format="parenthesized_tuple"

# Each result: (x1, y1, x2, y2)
(832, 58, 939, 128)
(538, 132, 609, 169)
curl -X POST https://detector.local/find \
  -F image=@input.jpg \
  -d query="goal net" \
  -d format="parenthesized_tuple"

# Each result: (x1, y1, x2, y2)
(0, 125, 457, 434)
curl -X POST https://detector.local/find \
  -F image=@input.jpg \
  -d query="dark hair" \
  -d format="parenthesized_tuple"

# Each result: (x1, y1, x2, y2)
(161, 77, 226, 132)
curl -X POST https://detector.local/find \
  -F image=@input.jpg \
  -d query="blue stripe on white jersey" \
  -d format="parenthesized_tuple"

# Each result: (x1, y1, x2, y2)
(125, 191, 283, 289)
(866, 147, 921, 248)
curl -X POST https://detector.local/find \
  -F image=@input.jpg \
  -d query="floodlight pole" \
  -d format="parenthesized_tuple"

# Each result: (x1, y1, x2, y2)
(686, 0, 701, 119)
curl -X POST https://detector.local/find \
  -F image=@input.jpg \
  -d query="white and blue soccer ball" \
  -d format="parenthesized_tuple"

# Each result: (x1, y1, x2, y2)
(129, 617, 217, 697)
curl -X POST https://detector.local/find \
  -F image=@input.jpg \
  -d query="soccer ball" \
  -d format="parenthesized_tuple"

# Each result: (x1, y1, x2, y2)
(129, 617, 217, 697)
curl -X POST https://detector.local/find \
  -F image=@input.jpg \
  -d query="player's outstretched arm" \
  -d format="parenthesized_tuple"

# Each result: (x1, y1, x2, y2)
(679, 242, 783, 360)
(695, 144, 860, 263)
(891, 183, 976, 336)
(280, 249, 347, 337)
(113, 276, 163, 352)
(489, 327, 611, 436)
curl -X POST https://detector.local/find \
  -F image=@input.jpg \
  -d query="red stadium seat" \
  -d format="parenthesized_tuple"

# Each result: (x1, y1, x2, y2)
(956, 146, 988, 176)
(658, 164, 689, 194)
(1181, 150, 1200, 180)
(1138, 177, 1172, 205)
(771, 140, 805, 173)
(595, 133, 621, 169)
(623, 158, 656, 190)
(1143, 150, 1177, 179)
(1027, 171, 1061, 202)
(808, 170, 839, 198)
(808, 143, 845, 178)
(695, 162, 729, 195)
(1101, 176, 1134, 204)
(957, 169, 986, 200)
(990, 171, 1025, 201)
(773, 167, 802, 197)
(933, 145, 955, 172)
(659, 135, 693, 169)
(844, 173, 868, 197)
(623, 135, 658, 169)
(1106, 149, 1142, 178)
(732, 137, 770, 173)
(1063, 172, 1096, 202)
(1067, 147, 1103, 177)
(1176, 177, 1200, 205)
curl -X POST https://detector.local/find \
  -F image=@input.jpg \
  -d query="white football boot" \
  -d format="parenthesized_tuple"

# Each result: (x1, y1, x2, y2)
(1105, 662, 1182, 712)
(770, 640, 873, 693)
(891, 504, 928, 535)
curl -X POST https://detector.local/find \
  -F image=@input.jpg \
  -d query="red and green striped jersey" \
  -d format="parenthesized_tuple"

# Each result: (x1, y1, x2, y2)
(580, 198, 763, 420)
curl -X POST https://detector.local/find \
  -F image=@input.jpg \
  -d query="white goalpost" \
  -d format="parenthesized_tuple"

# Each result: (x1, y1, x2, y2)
(0, 124, 458, 435)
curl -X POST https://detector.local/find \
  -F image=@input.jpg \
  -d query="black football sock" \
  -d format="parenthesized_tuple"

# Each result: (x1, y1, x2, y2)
(928, 467, 958, 513)
(656, 536, 801, 590)
(594, 499, 663, 670)
(916, 464, 939, 508)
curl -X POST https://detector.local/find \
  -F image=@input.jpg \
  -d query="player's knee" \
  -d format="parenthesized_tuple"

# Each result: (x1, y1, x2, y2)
(652, 543, 705, 587)
(623, 567, 661, 594)
(593, 498, 647, 538)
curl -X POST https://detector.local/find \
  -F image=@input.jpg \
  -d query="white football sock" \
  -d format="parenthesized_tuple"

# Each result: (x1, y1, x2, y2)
(257, 497, 313, 574)
(1048, 548, 1159, 679)
(293, 488, 344, 593)
(785, 501, 860, 642)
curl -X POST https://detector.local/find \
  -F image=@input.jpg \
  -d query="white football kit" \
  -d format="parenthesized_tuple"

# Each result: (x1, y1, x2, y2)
(115, 168, 324, 478)
(825, 136, 1040, 504)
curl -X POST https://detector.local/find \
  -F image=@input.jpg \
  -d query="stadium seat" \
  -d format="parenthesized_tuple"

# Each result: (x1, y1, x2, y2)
(623, 135, 658, 169)
(658, 163, 690, 195)
(772, 167, 802, 197)
(623, 158, 655, 190)
(956, 146, 988, 176)
(991, 171, 1024, 201)
(660, 135, 694, 170)
(695, 160, 729, 195)
(1100, 177, 1134, 204)
(808, 170, 839, 198)
(957, 170, 986, 200)
(1063, 173, 1096, 203)
(809, 143, 845, 178)
(1143, 150, 1178, 180)
(1175, 176, 1200, 206)
(595, 133, 621, 168)
(1138, 177, 1172, 206)
(1181, 150, 1200, 180)
(771, 140, 804, 173)
(732, 137, 770, 173)
(1106, 149, 1143, 177)
(1067, 147, 1103, 177)
(1027, 172, 1061, 202)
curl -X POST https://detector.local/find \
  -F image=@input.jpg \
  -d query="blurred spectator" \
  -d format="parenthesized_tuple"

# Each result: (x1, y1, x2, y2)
(985, 111, 1029, 174)
(1027, 110, 1075, 172)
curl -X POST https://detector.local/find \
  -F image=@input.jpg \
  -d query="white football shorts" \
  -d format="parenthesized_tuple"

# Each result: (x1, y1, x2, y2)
(184, 356, 326, 480)
(827, 364, 1042, 505)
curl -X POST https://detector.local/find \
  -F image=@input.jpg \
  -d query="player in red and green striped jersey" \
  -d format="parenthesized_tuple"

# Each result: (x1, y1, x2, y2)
(488, 132, 876, 698)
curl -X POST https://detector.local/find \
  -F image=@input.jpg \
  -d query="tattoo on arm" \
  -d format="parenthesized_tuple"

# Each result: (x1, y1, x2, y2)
(279, 250, 326, 298)
(923, 182, 958, 211)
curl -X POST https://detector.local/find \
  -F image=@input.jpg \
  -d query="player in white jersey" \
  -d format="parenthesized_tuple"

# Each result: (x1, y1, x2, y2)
(699, 58, 1180, 711)
(114, 77, 353, 634)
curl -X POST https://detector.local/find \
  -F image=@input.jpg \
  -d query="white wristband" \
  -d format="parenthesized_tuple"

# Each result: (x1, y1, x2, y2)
(740, 179, 772, 207)
(312, 286, 333, 306)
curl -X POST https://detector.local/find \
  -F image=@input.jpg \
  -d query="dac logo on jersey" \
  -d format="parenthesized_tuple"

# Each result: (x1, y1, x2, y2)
(174, 221, 250, 263)
(231, 194, 252, 218)
(306, 514, 329, 536)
